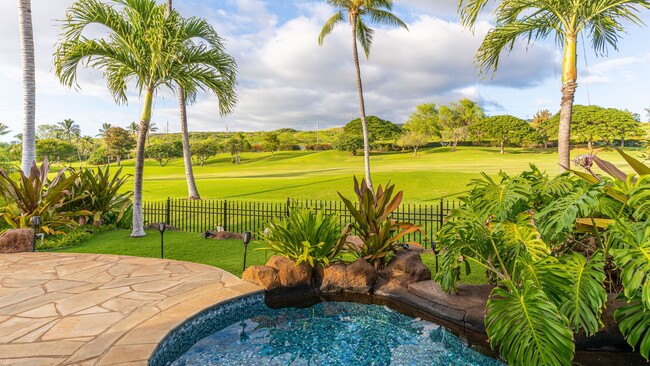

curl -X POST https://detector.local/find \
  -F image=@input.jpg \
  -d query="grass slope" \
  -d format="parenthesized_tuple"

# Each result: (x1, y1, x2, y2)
(87, 146, 641, 203)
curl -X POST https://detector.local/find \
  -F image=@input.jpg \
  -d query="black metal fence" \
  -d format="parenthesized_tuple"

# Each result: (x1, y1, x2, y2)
(143, 198, 460, 247)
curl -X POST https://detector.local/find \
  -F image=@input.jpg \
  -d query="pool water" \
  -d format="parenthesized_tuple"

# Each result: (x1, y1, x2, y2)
(170, 301, 501, 366)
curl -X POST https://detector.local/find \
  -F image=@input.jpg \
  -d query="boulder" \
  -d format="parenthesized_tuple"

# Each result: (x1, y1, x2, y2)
(380, 252, 431, 287)
(0, 229, 34, 253)
(242, 265, 281, 290)
(266, 256, 312, 288)
(345, 235, 364, 251)
(320, 259, 377, 294)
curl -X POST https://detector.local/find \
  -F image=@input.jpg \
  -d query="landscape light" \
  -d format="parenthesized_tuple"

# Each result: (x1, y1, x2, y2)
(159, 222, 167, 258)
(242, 231, 252, 272)
(30, 216, 41, 252)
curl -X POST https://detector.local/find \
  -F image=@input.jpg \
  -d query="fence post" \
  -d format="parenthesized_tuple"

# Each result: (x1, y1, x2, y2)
(166, 197, 171, 225)
(439, 199, 444, 230)
(286, 198, 290, 217)
(222, 200, 228, 232)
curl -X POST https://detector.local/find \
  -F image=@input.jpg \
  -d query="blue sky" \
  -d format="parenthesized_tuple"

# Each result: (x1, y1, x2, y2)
(1, 0, 649, 142)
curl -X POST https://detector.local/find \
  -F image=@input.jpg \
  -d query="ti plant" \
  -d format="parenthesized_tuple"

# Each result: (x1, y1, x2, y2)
(260, 209, 350, 267)
(0, 158, 86, 234)
(338, 177, 424, 269)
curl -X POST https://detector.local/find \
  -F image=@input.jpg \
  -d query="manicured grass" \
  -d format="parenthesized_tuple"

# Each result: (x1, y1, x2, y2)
(55, 229, 489, 284)
(82, 146, 642, 203)
(54, 229, 272, 277)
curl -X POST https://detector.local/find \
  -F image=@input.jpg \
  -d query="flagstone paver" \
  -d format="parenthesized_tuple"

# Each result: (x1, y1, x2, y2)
(0, 252, 262, 365)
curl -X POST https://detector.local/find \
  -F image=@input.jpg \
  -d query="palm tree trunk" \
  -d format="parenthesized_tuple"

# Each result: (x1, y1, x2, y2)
(131, 87, 153, 238)
(558, 34, 577, 171)
(501, 141, 505, 154)
(17, 0, 36, 175)
(178, 88, 201, 199)
(351, 17, 374, 192)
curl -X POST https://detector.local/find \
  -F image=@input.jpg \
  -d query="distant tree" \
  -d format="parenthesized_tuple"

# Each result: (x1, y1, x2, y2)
(571, 105, 610, 149)
(97, 123, 112, 137)
(403, 103, 441, 140)
(396, 131, 428, 156)
(57, 119, 81, 143)
(439, 99, 485, 151)
(76, 136, 97, 162)
(147, 122, 158, 145)
(128, 122, 140, 135)
(262, 132, 280, 156)
(343, 116, 402, 143)
(104, 127, 135, 166)
(0, 123, 11, 136)
(469, 115, 535, 153)
(225, 133, 250, 164)
(37, 124, 64, 140)
(532, 109, 553, 148)
(190, 140, 219, 166)
(145, 141, 183, 166)
(334, 134, 364, 156)
(36, 138, 76, 164)
(601, 108, 643, 147)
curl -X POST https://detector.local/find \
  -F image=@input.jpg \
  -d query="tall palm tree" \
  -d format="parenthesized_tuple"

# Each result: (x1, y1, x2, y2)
(57, 118, 81, 143)
(17, 0, 36, 175)
(167, 0, 201, 200)
(459, 0, 650, 170)
(97, 123, 113, 137)
(319, 0, 407, 192)
(0, 123, 11, 136)
(54, 0, 237, 237)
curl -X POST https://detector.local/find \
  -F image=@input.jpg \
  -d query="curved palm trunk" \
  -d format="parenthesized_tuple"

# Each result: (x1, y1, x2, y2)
(17, 0, 36, 175)
(131, 88, 153, 237)
(167, 0, 200, 200)
(558, 34, 577, 172)
(351, 18, 374, 192)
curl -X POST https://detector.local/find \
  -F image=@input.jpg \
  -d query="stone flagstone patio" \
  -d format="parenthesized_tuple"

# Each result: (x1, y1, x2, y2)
(0, 252, 262, 365)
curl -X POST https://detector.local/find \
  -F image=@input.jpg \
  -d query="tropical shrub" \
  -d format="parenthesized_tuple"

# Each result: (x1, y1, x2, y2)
(436, 149, 650, 364)
(339, 177, 424, 269)
(63, 165, 132, 226)
(260, 209, 350, 267)
(0, 158, 84, 234)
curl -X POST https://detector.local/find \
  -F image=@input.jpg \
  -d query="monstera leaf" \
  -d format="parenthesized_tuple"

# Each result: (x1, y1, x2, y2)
(615, 291, 650, 360)
(559, 252, 606, 336)
(609, 221, 650, 308)
(468, 172, 531, 221)
(536, 183, 602, 241)
(485, 280, 575, 366)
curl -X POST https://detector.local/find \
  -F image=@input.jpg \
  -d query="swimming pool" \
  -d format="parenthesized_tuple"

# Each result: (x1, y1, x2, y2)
(150, 293, 502, 365)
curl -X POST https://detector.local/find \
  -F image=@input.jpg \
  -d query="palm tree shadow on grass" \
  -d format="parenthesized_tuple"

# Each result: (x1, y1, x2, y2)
(222, 177, 348, 199)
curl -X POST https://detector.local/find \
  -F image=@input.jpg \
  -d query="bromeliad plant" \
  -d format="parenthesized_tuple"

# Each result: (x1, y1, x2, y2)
(338, 177, 424, 269)
(63, 165, 132, 226)
(0, 158, 86, 234)
(437, 149, 650, 365)
(260, 209, 350, 267)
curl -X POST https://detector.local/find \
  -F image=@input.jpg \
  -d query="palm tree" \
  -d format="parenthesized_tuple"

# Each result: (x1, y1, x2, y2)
(97, 123, 112, 137)
(55, 0, 237, 237)
(167, 0, 201, 200)
(459, 0, 650, 170)
(17, 0, 36, 175)
(0, 123, 11, 136)
(147, 122, 158, 145)
(57, 118, 81, 143)
(319, 0, 407, 192)
(128, 122, 140, 135)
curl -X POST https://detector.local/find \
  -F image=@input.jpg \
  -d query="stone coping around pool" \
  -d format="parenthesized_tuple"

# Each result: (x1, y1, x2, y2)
(0, 252, 262, 366)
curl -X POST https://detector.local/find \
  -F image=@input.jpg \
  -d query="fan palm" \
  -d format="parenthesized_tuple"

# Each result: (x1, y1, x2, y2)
(55, 0, 237, 237)
(319, 0, 407, 192)
(17, 0, 36, 175)
(167, 0, 201, 200)
(459, 0, 650, 171)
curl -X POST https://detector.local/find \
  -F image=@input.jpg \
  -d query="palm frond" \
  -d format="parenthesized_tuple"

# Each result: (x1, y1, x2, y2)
(318, 11, 345, 45)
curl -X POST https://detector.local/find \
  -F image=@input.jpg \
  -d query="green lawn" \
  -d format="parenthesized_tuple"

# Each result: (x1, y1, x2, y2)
(69, 146, 642, 203)
(55, 229, 488, 284)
